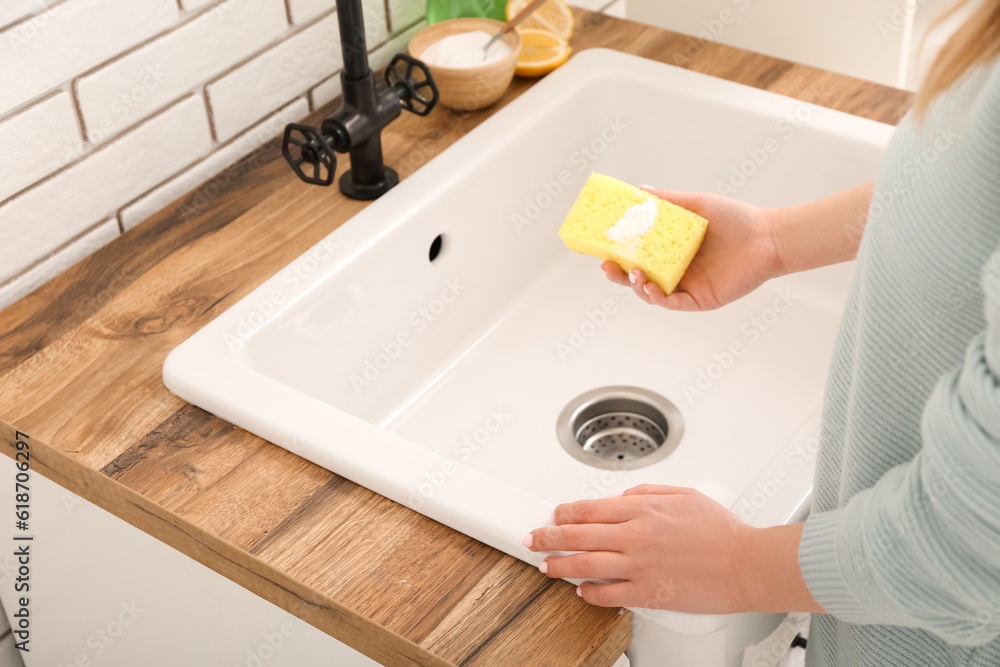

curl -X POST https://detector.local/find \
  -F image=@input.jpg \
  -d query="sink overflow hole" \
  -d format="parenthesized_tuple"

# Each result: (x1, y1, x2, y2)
(429, 234, 444, 262)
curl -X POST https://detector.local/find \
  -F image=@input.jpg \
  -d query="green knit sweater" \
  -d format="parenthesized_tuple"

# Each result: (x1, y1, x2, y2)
(799, 59, 1000, 665)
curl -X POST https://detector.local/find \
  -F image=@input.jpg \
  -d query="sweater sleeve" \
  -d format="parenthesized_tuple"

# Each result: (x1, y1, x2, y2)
(799, 245, 1000, 647)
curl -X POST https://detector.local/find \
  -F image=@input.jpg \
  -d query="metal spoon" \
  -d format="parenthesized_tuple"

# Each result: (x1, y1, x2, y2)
(482, 0, 550, 60)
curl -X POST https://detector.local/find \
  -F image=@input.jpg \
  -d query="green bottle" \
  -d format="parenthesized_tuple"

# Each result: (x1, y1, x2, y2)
(480, 0, 507, 21)
(425, 0, 507, 24)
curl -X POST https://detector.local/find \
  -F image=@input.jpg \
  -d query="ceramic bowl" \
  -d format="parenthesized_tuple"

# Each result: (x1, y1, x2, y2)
(409, 18, 522, 112)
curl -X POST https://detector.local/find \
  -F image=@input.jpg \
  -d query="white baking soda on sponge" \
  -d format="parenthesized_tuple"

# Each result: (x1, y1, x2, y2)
(558, 173, 708, 294)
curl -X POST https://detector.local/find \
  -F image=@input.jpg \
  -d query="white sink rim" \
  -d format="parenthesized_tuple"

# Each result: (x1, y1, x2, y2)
(164, 48, 894, 634)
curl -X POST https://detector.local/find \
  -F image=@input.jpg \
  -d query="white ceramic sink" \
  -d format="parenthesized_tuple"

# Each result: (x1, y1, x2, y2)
(165, 48, 893, 656)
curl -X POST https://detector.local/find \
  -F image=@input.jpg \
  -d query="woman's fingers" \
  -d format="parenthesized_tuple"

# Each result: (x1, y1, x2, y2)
(655, 288, 704, 312)
(553, 497, 637, 525)
(577, 581, 641, 608)
(633, 271, 703, 311)
(601, 261, 630, 286)
(642, 282, 676, 309)
(529, 523, 622, 553)
(622, 484, 696, 497)
(628, 268, 653, 303)
(541, 552, 631, 580)
(604, 262, 655, 305)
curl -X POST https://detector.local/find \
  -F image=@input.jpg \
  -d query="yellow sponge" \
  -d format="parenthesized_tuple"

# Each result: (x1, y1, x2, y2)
(558, 173, 708, 294)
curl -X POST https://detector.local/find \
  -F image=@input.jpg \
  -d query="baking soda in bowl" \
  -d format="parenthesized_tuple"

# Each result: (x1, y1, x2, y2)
(420, 30, 513, 68)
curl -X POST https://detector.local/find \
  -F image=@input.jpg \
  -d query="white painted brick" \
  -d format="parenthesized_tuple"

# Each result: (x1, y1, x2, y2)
(309, 73, 343, 109)
(207, 12, 342, 141)
(387, 0, 424, 34)
(0, 0, 44, 29)
(289, 0, 388, 49)
(180, 0, 215, 9)
(76, 0, 287, 143)
(368, 19, 425, 71)
(567, 0, 605, 11)
(0, 96, 211, 284)
(0, 0, 178, 116)
(603, 0, 626, 18)
(309, 19, 423, 114)
(362, 0, 391, 48)
(0, 217, 118, 311)
(288, 0, 331, 24)
(0, 92, 80, 202)
(120, 98, 309, 230)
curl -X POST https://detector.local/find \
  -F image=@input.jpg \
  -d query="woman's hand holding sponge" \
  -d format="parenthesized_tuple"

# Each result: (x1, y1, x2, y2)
(558, 173, 788, 312)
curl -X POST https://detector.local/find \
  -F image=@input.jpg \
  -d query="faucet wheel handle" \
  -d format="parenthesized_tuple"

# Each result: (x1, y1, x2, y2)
(282, 123, 337, 186)
(386, 53, 439, 117)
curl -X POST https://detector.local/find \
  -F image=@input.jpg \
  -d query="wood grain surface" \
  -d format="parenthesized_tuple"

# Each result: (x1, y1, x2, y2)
(0, 10, 910, 666)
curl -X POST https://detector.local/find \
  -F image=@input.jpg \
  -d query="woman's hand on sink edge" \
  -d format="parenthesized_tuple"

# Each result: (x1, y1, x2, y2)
(525, 484, 825, 615)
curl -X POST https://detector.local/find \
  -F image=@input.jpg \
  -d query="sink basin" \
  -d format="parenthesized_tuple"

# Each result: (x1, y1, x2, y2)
(165, 48, 893, 660)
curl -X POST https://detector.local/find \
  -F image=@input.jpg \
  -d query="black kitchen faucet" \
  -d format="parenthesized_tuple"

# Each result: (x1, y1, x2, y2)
(281, 0, 439, 199)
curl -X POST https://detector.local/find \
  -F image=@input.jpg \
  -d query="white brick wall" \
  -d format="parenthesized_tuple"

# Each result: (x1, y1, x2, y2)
(0, 0, 46, 29)
(0, 0, 626, 311)
(207, 11, 343, 141)
(0, 0, 426, 310)
(0, 94, 212, 283)
(75, 0, 289, 142)
(0, 92, 79, 202)
(119, 98, 310, 230)
(0, 0, 180, 116)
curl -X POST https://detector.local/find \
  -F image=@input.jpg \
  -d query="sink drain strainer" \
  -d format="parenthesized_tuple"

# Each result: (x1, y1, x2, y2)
(556, 386, 683, 470)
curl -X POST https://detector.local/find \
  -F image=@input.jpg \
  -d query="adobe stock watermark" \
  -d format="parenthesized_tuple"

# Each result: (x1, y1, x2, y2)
(62, 490, 84, 515)
(4, 3, 64, 51)
(392, 101, 485, 176)
(407, 406, 512, 509)
(389, 27, 531, 177)
(683, 287, 798, 404)
(223, 236, 341, 350)
(745, 613, 810, 667)
(734, 436, 818, 521)
(845, 125, 961, 244)
(670, 0, 753, 67)
(715, 83, 836, 197)
(350, 278, 467, 393)
(876, 0, 925, 40)
(851, 466, 963, 568)
(180, 105, 303, 222)
(55, 600, 144, 667)
(235, 622, 296, 667)
(578, 459, 636, 501)
(512, 116, 629, 233)
(214, 0, 250, 21)
(555, 284, 636, 363)
(340, 6, 392, 64)
(0, 553, 14, 585)
(960, 596, 1000, 644)
(61, 65, 170, 156)
(890, 245, 998, 370)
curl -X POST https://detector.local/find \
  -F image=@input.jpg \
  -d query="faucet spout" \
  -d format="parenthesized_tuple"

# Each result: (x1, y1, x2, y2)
(336, 0, 371, 81)
(281, 1, 439, 199)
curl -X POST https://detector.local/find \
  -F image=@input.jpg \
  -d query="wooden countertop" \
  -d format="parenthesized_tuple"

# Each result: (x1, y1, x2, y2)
(0, 10, 911, 666)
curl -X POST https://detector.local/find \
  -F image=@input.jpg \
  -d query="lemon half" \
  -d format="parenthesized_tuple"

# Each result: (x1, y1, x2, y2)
(514, 28, 572, 77)
(506, 0, 574, 39)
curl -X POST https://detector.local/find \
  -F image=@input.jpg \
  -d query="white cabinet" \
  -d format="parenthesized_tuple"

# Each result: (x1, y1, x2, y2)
(626, 0, 960, 90)
(0, 456, 376, 667)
